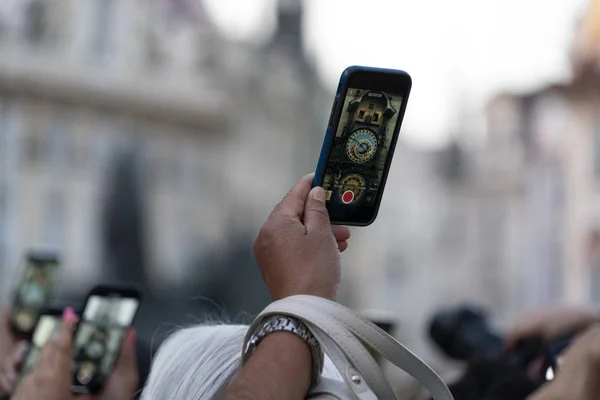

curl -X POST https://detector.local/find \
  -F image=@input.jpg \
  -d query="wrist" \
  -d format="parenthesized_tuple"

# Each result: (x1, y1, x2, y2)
(274, 286, 338, 301)
(243, 315, 324, 388)
(262, 332, 312, 381)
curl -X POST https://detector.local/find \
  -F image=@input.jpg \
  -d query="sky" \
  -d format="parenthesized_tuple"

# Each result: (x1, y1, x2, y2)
(203, 0, 589, 148)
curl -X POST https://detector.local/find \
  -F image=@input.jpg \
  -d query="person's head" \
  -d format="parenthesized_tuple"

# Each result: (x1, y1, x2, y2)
(141, 324, 342, 400)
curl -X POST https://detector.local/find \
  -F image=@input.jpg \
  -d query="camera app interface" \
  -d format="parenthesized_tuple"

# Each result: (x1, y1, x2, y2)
(73, 295, 139, 388)
(323, 88, 404, 209)
(19, 315, 62, 379)
(13, 260, 57, 333)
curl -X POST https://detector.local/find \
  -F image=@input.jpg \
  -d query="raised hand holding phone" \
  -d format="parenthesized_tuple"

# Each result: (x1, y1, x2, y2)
(254, 174, 351, 301)
(313, 66, 412, 226)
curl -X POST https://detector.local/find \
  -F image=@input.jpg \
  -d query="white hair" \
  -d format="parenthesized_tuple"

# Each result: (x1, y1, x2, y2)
(141, 324, 343, 400)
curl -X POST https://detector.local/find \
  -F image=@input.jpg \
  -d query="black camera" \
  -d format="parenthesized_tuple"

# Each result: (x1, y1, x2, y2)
(428, 305, 544, 400)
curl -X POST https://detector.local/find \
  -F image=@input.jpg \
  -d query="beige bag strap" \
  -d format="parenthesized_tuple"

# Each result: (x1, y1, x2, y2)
(255, 300, 395, 399)
(290, 295, 454, 399)
(248, 296, 454, 400)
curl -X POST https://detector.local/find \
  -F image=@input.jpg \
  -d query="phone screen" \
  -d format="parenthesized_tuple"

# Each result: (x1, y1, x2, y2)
(322, 87, 406, 224)
(19, 314, 62, 380)
(11, 257, 58, 336)
(72, 295, 139, 392)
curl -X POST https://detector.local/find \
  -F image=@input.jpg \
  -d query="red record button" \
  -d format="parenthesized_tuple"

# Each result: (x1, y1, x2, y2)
(342, 190, 354, 204)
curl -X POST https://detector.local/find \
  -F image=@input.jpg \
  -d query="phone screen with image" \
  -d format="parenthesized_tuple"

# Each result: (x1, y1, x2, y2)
(18, 313, 63, 381)
(11, 254, 59, 337)
(72, 292, 140, 394)
(322, 88, 405, 209)
(314, 67, 411, 226)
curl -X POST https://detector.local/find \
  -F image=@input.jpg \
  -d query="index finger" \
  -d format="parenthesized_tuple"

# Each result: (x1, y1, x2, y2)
(270, 174, 315, 220)
(38, 308, 78, 371)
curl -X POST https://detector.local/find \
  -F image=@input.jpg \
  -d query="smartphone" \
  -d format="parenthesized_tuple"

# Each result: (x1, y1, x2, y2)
(18, 307, 64, 382)
(10, 251, 60, 338)
(313, 66, 412, 226)
(71, 285, 142, 395)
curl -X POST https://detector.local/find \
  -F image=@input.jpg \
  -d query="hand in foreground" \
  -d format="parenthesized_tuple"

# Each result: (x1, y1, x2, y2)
(506, 307, 600, 349)
(93, 329, 139, 400)
(12, 307, 79, 400)
(0, 340, 27, 395)
(254, 174, 351, 301)
(0, 308, 19, 367)
(527, 324, 600, 400)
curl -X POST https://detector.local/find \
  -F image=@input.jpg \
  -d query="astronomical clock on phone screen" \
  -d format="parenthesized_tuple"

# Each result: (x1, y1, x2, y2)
(322, 89, 403, 208)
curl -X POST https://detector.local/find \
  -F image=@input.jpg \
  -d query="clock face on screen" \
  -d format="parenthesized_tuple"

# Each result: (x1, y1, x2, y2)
(346, 129, 378, 163)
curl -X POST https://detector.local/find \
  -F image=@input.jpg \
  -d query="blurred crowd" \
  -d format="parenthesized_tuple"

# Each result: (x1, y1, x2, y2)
(0, 175, 598, 399)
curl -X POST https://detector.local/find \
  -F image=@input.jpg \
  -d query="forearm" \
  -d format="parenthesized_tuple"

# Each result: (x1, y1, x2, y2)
(224, 332, 312, 400)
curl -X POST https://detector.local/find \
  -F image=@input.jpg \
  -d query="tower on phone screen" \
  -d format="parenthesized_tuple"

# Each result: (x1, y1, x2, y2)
(322, 88, 403, 209)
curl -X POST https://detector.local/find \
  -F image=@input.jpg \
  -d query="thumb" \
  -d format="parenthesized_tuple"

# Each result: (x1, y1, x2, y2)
(114, 330, 137, 373)
(37, 307, 78, 376)
(303, 187, 330, 232)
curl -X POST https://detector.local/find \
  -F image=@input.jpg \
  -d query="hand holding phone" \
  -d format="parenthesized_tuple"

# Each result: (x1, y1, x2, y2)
(314, 66, 412, 226)
(10, 251, 60, 338)
(17, 308, 64, 382)
(71, 285, 141, 395)
(11, 309, 78, 400)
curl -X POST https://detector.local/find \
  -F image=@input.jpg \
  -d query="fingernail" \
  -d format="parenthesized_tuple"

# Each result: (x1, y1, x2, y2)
(312, 187, 326, 202)
(63, 307, 79, 325)
(306, 172, 315, 177)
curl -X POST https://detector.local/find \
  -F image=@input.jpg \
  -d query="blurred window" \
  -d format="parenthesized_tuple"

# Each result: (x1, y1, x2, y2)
(40, 188, 64, 249)
(437, 208, 468, 254)
(23, 0, 48, 45)
(0, 102, 7, 165)
(0, 184, 7, 268)
(90, 115, 119, 175)
(592, 269, 600, 304)
(588, 231, 600, 303)
(144, 25, 166, 70)
(25, 134, 43, 165)
(593, 121, 600, 179)
(477, 201, 507, 301)
(22, 0, 62, 48)
(89, 0, 115, 64)
(46, 110, 69, 172)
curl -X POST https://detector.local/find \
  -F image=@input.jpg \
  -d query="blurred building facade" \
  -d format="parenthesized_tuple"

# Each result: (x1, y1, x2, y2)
(483, 0, 600, 308)
(2, 0, 597, 389)
(0, 0, 328, 305)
